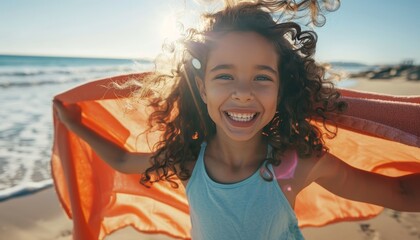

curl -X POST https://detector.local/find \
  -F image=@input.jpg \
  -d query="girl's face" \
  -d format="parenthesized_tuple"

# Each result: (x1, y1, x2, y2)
(198, 31, 280, 142)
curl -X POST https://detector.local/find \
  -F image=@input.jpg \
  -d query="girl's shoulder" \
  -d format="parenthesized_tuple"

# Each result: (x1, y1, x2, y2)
(272, 149, 324, 207)
(273, 149, 326, 190)
(298, 151, 347, 187)
(272, 148, 324, 180)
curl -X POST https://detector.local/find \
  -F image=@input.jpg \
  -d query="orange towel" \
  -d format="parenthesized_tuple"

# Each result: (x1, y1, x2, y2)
(51, 73, 420, 240)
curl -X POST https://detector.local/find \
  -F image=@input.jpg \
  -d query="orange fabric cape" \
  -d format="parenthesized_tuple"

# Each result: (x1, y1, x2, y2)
(51, 73, 420, 240)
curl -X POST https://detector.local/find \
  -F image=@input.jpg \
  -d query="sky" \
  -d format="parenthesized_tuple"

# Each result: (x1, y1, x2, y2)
(0, 0, 419, 65)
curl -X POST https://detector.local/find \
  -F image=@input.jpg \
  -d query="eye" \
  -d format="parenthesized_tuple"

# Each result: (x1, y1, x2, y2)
(215, 74, 233, 80)
(255, 75, 273, 81)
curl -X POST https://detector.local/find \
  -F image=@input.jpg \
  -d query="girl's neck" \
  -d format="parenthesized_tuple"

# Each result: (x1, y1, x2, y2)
(207, 134, 267, 169)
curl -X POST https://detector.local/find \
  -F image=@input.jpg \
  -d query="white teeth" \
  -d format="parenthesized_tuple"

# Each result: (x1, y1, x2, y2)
(226, 112, 257, 122)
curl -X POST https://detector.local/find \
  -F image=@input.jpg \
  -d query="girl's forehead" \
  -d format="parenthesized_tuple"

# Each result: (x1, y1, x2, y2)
(206, 32, 278, 69)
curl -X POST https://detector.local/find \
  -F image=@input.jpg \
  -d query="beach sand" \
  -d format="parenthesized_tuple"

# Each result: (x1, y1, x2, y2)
(0, 77, 419, 240)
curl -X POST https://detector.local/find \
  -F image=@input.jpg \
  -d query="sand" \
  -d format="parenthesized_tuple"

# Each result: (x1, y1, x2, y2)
(0, 77, 419, 240)
(0, 187, 173, 239)
(340, 77, 420, 96)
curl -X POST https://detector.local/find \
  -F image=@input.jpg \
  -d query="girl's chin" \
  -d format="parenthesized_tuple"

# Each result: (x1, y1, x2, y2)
(217, 127, 263, 143)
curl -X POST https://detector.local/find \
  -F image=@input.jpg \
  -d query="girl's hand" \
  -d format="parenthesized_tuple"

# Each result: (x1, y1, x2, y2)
(53, 99, 82, 131)
(52, 100, 153, 174)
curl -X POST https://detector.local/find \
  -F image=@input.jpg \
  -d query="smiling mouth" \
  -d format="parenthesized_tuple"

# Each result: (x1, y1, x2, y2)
(224, 111, 258, 122)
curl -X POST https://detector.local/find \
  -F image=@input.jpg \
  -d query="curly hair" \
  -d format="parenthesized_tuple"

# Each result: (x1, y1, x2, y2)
(138, 0, 346, 188)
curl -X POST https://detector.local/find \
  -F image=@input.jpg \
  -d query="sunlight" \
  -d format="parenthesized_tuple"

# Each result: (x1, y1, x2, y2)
(160, 11, 183, 42)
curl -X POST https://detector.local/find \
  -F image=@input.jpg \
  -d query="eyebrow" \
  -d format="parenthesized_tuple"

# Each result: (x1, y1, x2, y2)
(209, 64, 278, 75)
(209, 64, 234, 72)
(255, 65, 278, 75)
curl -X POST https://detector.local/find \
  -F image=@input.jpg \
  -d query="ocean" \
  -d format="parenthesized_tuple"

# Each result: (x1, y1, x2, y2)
(0, 55, 153, 201)
(0, 55, 369, 201)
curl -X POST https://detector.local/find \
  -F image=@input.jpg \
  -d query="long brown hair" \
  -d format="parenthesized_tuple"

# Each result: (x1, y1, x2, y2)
(137, 0, 346, 188)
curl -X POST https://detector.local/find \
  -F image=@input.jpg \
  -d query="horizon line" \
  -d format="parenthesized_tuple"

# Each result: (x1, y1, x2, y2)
(1, 53, 416, 66)
(0, 52, 154, 61)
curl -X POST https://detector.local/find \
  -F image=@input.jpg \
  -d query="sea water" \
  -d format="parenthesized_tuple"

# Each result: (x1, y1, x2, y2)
(0, 55, 153, 201)
(0, 55, 370, 201)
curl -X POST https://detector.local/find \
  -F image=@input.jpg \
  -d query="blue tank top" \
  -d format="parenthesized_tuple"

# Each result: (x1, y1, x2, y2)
(186, 142, 304, 240)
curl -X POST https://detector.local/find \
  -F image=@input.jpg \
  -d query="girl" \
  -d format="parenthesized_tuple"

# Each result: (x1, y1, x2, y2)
(53, 1, 420, 239)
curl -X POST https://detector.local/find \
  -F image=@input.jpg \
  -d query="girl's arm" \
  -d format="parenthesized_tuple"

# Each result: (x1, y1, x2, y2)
(313, 152, 420, 212)
(53, 100, 153, 174)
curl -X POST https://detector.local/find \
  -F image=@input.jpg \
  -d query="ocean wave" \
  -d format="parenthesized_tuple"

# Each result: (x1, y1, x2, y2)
(0, 179, 53, 202)
(0, 77, 86, 88)
(0, 65, 140, 77)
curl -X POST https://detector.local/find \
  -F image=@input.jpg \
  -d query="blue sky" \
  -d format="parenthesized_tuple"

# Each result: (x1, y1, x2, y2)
(0, 0, 419, 64)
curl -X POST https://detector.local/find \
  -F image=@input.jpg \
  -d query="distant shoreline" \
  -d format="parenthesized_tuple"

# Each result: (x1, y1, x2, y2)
(347, 62, 420, 81)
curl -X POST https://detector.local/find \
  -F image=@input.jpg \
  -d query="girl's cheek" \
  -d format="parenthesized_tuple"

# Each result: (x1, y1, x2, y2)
(255, 84, 279, 97)
(206, 83, 231, 97)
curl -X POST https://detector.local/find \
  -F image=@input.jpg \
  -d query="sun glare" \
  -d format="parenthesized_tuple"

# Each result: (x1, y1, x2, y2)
(160, 12, 183, 42)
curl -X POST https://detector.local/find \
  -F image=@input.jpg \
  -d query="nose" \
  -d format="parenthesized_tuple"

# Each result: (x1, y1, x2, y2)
(231, 82, 254, 102)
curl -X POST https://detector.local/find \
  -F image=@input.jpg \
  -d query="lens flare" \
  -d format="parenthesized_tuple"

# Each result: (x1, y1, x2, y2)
(274, 150, 298, 180)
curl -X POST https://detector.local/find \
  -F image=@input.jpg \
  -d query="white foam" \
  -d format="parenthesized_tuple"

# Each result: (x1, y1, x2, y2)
(0, 179, 53, 201)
